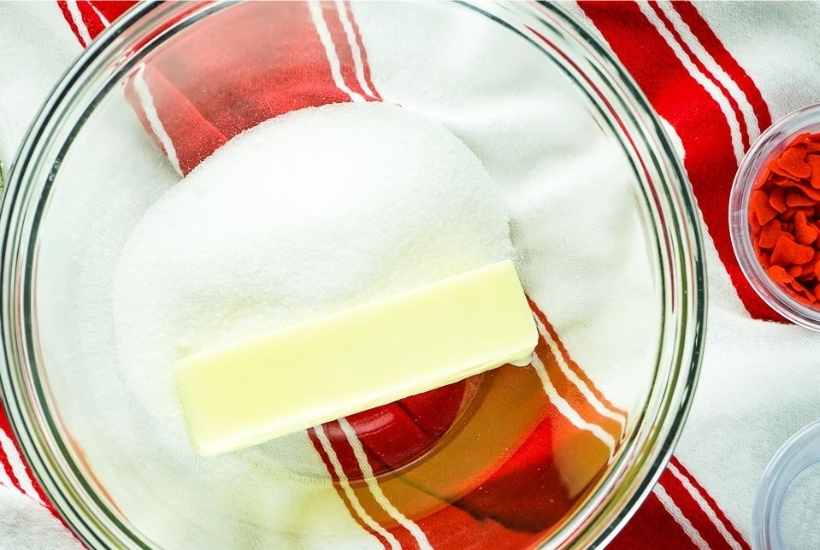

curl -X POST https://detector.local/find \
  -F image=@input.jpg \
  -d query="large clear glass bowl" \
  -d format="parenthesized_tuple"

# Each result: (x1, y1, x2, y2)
(0, 2, 706, 548)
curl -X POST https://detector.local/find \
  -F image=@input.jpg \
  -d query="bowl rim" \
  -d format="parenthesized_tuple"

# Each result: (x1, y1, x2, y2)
(0, 1, 707, 548)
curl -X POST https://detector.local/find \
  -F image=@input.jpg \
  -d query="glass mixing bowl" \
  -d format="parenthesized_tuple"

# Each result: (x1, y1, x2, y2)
(0, 2, 706, 548)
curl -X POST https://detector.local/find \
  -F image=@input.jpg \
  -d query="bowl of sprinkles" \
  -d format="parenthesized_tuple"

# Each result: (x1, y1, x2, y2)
(730, 104, 820, 328)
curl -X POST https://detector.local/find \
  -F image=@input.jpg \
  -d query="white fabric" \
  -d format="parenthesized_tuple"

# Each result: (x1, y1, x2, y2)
(0, 2, 78, 169)
(565, 0, 820, 538)
(566, 0, 820, 539)
(0, 6, 84, 548)
(0, 486, 78, 550)
(662, 3, 820, 538)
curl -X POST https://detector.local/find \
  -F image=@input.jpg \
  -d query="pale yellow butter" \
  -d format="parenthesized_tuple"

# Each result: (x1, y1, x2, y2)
(176, 260, 537, 456)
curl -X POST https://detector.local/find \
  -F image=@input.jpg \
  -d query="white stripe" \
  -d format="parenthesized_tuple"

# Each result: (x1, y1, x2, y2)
(668, 462, 743, 550)
(530, 355, 616, 456)
(657, 1, 759, 141)
(0, 429, 42, 504)
(313, 426, 401, 550)
(334, 0, 377, 100)
(89, 1, 110, 27)
(653, 483, 711, 550)
(66, 0, 93, 45)
(307, 0, 366, 103)
(338, 418, 433, 550)
(534, 316, 627, 429)
(0, 456, 17, 491)
(637, 1, 744, 163)
(133, 65, 183, 177)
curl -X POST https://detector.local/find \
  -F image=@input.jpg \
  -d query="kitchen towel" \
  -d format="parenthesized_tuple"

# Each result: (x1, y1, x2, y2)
(1, 1, 820, 549)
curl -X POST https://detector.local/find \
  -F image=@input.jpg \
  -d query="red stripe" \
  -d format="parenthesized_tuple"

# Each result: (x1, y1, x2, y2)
(0, 408, 61, 521)
(322, 2, 371, 100)
(321, 422, 422, 549)
(530, 300, 628, 419)
(453, 405, 609, 533)
(648, 3, 749, 150)
(76, 0, 105, 41)
(608, 488, 702, 550)
(87, 0, 133, 26)
(671, 457, 750, 550)
(533, 321, 622, 441)
(658, 468, 736, 549)
(0, 407, 24, 494)
(56, 1, 86, 47)
(55, 1, 108, 45)
(672, 2, 772, 135)
(55, 1, 134, 46)
(307, 427, 391, 550)
(325, 406, 416, 477)
(124, 64, 228, 174)
(0, 444, 23, 494)
(0, 411, 40, 502)
(580, 0, 781, 323)
(413, 504, 536, 550)
(668, 1, 774, 319)
(344, 1, 382, 101)
(334, 386, 466, 478)
(398, 381, 468, 440)
(580, 4, 754, 547)
(116, 2, 362, 162)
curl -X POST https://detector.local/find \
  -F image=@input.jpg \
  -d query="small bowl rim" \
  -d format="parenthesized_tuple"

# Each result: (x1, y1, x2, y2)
(729, 102, 820, 330)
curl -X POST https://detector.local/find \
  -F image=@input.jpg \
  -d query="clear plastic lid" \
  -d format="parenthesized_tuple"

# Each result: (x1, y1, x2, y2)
(753, 420, 820, 549)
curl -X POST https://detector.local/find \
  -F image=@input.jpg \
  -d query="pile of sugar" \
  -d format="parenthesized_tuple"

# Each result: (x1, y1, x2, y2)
(113, 102, 514, 460)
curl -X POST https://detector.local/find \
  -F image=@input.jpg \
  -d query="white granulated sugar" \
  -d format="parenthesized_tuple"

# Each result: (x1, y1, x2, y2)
(113, 102, 514, 454)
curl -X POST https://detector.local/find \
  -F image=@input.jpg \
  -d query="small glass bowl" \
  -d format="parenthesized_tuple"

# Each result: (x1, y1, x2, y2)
(729, 104, 820, 330)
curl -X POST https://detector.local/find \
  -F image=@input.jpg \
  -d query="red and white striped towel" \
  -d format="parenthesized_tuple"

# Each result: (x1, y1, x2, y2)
(2, 1, 820, 549)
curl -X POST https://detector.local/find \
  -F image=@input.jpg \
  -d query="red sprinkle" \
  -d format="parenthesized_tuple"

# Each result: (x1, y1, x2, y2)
(777, 146, 811, 179)
(793, 182, 820, 201)
(795, 211, 819, 245)
(809, 155, 820, 189)
(751, 190, 778, 225)
(754, 168, 771, 190)
(789, 279, 816, 304)
(801, 261, 816, 280)
(772, 234, 814, 265)
(768, 265, 792, 284)
(787, 133, 813, 148)
(770, 187, 787, 212)
(759, 219, 783, 249)
(787, 191, 816, 208)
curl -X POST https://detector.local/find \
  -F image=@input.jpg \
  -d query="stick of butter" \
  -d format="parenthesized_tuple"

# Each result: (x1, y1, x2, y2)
(176, 260, 537, 456)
